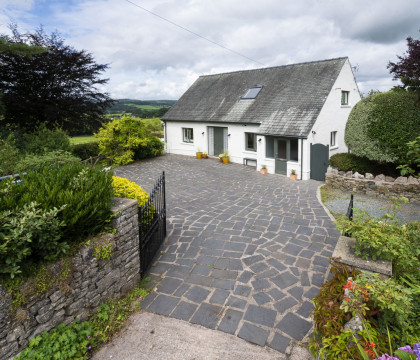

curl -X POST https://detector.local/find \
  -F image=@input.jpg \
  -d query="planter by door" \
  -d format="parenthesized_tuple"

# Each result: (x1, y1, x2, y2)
(208, 127, 228, 156)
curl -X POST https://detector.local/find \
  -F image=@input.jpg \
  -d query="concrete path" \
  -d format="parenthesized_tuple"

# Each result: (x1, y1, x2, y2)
(112, 154, 338, 356)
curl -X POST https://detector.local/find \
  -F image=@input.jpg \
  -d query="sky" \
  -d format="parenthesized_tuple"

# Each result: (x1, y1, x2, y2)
(1, 0, 419, 100)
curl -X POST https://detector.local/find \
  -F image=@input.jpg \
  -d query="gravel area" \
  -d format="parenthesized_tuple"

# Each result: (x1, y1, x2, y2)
(321, 187, 420, 223)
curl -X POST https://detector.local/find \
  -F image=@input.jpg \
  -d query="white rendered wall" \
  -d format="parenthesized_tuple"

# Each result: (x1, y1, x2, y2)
(303, 59, 361, 180)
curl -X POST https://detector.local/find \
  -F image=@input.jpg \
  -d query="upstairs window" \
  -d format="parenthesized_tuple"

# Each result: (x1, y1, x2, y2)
(330, 131, 337, 147)
(242, 86, 262, 99)
(341, 91, 349, 105)
(245, 133, 256, 151)
(182, 128, 194, 143)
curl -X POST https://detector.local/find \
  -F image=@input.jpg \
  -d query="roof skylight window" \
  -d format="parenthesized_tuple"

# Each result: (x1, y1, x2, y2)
(241, 86, 262, 99)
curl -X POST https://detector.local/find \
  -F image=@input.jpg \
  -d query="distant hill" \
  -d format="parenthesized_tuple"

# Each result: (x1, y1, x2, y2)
(107, 99, 177, 117)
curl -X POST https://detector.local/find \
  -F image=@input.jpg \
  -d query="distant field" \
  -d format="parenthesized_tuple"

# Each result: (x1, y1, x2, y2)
(69, 136, 97, 145)
(126, 104, 165, 110)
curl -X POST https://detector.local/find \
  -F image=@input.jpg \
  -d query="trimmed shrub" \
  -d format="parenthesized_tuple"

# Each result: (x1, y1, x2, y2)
(95, 116, 163, 165)
(112, 176, 149, 207)
(0, 162, 114, 241)
(71, 142, 100, 160)
(329, 153, 399, 177)
(15, 150, 80, 174)
(0, 202, 67, 278)
(345, 90, 420, 163)
(23, 124, 71, 155)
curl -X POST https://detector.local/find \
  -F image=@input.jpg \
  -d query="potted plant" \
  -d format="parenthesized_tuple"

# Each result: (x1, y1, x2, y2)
(196, 149, 202, 159)
(222, 151, 229, 164)
(202, 152, 208, 159)
(260, 165, 268, 174)
(290, 169, 298, 180)
(218, 153, 224, 162)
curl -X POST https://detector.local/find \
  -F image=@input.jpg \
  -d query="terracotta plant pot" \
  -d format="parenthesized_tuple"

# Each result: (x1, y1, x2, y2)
(260, 168, 268, 175)
(290, 173, 298, 180)
(202, 154, 208, 159)
(196, 152, 202, 159)
(222, 157, 229, 164)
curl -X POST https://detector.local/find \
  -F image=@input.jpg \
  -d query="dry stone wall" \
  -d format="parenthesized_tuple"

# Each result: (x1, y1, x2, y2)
(325, 167, 420, 203)
(0, 198, 140, 360)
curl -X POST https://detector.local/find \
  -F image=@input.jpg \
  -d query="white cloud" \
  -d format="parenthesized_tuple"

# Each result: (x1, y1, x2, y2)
(1, 0, 419, 99)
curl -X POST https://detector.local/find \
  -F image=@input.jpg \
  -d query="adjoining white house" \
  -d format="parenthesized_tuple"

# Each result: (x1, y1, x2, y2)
(162, 57, 361, 181)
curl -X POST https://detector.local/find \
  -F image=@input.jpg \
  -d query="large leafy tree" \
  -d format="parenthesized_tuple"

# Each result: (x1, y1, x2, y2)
(0, 26, 114, 133)
(387, 33, 420, 94)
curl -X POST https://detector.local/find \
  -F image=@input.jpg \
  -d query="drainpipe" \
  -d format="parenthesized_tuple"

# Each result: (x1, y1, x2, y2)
(163, 121, 167, 152)
(300, 138, 303, 180)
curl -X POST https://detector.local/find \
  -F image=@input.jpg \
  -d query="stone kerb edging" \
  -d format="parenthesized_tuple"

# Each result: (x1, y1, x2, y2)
(325, 167, 420, 203)
(0, 197, 140, 360)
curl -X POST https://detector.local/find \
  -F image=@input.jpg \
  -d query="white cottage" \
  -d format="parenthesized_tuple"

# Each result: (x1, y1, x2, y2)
(162, 57, 360, 180)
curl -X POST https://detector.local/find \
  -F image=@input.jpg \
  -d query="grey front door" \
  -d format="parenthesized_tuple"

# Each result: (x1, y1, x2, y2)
(275, 139, 288, 175)
(213, 127, 225, 155)
(310, 143, 329, 181)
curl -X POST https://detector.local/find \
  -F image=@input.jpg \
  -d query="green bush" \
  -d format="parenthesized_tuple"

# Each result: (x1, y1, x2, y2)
(23, 124, 71, 155)
(329, 153, 399, 177)
(0, 162, 114, 241)
(71, 142, 100, 160)
(0, 137, 22, 176)
(14, 319, 96, 360)
(345, 90, 420, 163)
(95, 116, 163, 165)
(0, 202, 67, 278)
(15, 150, 80, 173)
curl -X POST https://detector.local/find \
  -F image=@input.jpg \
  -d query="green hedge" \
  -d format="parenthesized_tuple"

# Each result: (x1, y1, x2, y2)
(71, 142, 100, 160)
(329, 153, 399, 177)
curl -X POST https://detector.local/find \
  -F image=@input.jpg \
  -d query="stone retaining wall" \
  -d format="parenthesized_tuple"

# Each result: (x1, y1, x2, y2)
(325, 167, 420, 203)
(0, 198, 140, 360)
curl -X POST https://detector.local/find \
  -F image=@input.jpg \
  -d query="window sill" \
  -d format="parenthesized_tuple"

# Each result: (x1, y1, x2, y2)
(181, 142, 194, 145)
(243, 150, 257, 154)
(330, 146, 339, 151)
(340, 105, 351, 108)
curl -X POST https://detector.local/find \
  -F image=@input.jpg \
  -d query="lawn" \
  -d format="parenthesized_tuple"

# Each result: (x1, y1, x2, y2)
(69, 136, 97, 145)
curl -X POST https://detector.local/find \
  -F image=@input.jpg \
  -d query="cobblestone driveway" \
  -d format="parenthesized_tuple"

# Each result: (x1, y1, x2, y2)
(115, 154, 339, 353)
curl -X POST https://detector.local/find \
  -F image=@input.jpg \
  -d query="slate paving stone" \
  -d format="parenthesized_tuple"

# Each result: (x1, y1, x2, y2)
(223, 251, 243, 258)
(249, 262, 269, 273)
(251, 279, 271, 291)
(149, 262, 171, 275)
(253, 292, 271, 305)
(274, 296, 298, 313)
(267, 258, 287, 272)
(237, 322, 269, 346)
(297, 301, 315, 318)
(173, 283, 190, 297)
(185, 274, 213, 287)
(269, 333, 291, 353)
(226, 296, 247, 309)
(191, 264, 212, 276)
(200, 248, 223, 256)
(244, 304, 276, 327)
(271, 272, 298, 289)
(184, 286, 211, 303)
(312, 273, 326, 287)
(212, 269, 238, 280)
(224, 242, 246, 252)
(156, 277, 183, 295)
(243, 255, 265, 266)
(212, 279, 235, 290)
(234, 285, 252, 297)
(282, 243, 303, 256)
(209, 289, 230, 305)
(288, 286, 303, 300)
(268, 288, 287, 301)
(244, 244, 258, 255)
(237, 270, 253, 283)
(276, 313, 312, 340)
(218, 309, 243, 335)
(190, 303, 222, 329)
(139, 292, 158, 310)
(254, 268, 278, 280)
(299, 249, 315, 259)
(304, 287, 320, 300)
(170, 301, 198, 321)
(313, 255, 330, 268)
(147, 294, 179, 316)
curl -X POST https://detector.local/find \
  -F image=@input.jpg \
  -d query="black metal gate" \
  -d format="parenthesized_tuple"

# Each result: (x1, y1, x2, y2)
(138, 172, 166, 277)
(310, 143, 329, 181)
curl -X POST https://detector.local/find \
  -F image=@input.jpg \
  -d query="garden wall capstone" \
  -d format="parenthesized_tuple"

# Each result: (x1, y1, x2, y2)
(325, 167, 420, 203)
(0, 197, 140, 360)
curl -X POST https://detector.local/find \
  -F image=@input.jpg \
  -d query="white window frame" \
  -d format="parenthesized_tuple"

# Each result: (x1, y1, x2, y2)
(182, 128, 194, 143)
(341, 91, 349, 106)
(330, 131, 337, 147)
(245, 132, 257, 152)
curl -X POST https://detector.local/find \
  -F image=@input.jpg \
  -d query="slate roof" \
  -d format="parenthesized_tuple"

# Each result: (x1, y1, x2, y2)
(162, 57, 348, 137)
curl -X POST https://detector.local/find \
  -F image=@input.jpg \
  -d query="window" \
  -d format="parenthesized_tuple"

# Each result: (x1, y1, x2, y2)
(330, 131, 337, 147)
(242, 86, 262, 99)
(290, 138, 298, 161)
(182, 128, 193, 143)
(266, 136, 274, 158)
(245, 133, 256, 151)
(341, 91, 349, 105)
